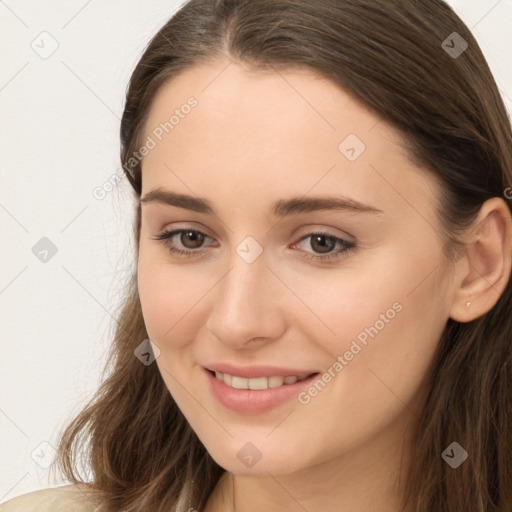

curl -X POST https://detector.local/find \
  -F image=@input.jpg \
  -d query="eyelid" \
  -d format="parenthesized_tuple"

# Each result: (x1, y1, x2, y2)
(294, 225, 355, 243)
(155, 224, 354, 247)
(158, 221, 215, 236)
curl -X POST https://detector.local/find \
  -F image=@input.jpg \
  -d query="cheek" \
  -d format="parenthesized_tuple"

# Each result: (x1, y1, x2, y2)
(137, 252, 210, 346)
(137, 256, 209, 411)
(264, 252, 447, 465)
(292, 243, 447, 410)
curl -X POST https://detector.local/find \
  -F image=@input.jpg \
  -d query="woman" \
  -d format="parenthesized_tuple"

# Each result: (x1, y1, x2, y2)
(3, 0, 511, 511)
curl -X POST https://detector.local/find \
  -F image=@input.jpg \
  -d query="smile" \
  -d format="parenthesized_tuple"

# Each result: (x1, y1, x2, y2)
(204, 368, 321, 414)
(212, 370, 313, 390)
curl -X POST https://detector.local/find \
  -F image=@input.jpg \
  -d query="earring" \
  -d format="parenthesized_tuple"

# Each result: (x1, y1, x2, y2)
(465, 299, 471, 309)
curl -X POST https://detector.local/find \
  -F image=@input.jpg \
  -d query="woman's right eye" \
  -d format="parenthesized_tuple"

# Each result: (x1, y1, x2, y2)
(151, 229, 212, 258)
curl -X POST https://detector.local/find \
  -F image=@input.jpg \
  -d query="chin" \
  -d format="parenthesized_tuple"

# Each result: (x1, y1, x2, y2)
(201, 436, 312, 477)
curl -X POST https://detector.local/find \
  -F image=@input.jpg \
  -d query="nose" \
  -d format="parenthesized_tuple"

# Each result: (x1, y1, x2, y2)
(205, 246, 287, 349)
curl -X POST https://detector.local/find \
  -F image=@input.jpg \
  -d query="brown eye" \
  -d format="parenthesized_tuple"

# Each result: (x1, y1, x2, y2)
(151, 229, 211, 258)
(179, 230, 206, 249)
(309, 234, 337, 254)
(293, 232, 356, 262)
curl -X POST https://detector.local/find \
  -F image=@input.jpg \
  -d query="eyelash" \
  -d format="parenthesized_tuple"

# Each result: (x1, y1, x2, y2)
(151, 229, 356, 262)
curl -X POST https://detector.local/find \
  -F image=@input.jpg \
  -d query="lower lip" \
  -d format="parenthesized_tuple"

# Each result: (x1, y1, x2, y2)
(204, 368, 319, 414)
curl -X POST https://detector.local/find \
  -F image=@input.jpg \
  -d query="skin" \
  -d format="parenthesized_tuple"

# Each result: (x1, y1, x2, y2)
(136, 58, 512, 512)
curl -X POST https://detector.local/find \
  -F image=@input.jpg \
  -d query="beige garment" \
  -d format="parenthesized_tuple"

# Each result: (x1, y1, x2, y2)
(0, 484, 100, 512)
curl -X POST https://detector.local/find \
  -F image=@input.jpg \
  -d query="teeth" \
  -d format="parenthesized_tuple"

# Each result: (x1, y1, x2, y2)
(214, 371, 308, 390)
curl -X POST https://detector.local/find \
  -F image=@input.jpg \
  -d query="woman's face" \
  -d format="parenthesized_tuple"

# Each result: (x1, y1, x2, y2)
(137, 59, 457, 476)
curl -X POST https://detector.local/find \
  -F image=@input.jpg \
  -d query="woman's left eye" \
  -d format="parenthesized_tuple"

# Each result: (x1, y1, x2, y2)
(293, 232, 356, 261)
(151, 229, 356, 262)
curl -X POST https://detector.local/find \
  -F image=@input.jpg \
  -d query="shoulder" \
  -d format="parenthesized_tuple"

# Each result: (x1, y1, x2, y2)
(0, 484, 100, 512)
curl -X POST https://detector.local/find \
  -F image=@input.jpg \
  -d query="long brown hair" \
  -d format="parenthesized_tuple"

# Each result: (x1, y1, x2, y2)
(53, 1, 512, 510)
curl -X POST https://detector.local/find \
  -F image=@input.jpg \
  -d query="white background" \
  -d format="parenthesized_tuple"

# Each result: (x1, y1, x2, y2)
(1, 0, 511, 503)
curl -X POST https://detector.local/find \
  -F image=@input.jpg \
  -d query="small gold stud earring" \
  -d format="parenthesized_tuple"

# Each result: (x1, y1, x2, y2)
(465, 299, 471, 309)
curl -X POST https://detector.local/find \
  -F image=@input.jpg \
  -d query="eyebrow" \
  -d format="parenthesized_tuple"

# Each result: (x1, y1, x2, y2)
(140, 188, 383, 216)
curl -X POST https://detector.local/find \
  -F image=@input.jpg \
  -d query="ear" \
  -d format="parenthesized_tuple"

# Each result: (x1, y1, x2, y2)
(450, 197, 512, 322)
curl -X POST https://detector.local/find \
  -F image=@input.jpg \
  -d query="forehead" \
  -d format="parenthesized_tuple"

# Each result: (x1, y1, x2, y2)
(140, 59, 439, 222)
(143, 59, 385, 145)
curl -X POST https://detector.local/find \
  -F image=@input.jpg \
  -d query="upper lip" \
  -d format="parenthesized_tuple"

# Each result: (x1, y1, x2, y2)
(205, 363, 319, 379)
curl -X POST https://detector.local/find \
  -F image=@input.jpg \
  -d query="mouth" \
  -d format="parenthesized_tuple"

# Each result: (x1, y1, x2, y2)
(204, 367, 321, 414)
(206, 369, 319, 390)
